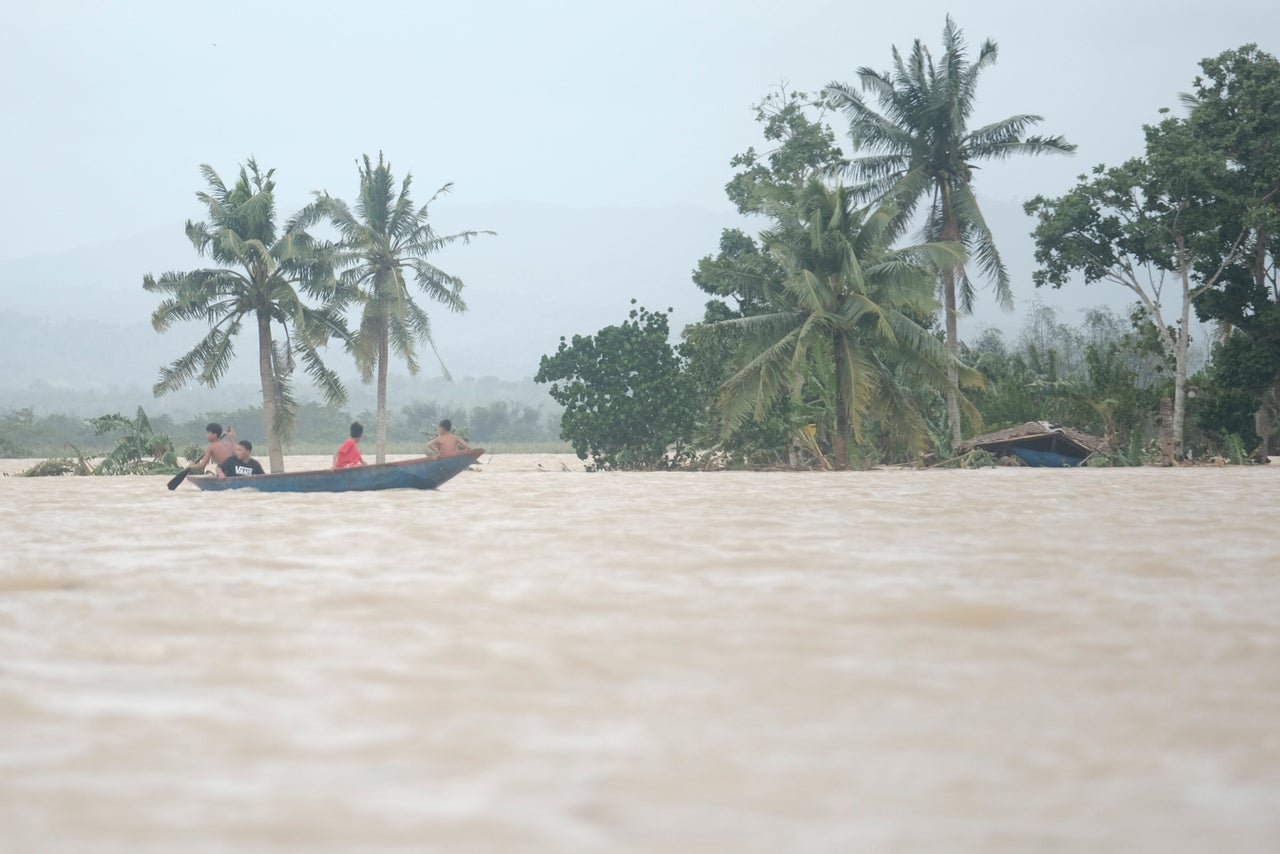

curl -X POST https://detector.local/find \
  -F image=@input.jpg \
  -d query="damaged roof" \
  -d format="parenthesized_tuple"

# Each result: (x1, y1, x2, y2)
(958, 421, 1105, 459)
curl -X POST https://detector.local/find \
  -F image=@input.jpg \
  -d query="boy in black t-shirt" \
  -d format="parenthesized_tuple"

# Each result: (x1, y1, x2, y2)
(219, 440, 266, 477)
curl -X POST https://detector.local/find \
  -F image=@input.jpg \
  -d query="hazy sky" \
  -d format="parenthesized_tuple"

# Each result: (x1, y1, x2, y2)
(2, 0, 1277, 380)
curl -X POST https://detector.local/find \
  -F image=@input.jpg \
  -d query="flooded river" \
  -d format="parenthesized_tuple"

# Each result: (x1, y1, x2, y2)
(1, 455, 1278, 852)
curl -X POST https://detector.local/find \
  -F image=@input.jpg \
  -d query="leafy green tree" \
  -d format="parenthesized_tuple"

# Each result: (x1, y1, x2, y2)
(145, 160, 348, 472)
(1026, 115, 1254, 456)
(692, 228, 786, 321)
(690, 180, 981, 469)
(697, 89, 845, 320)
(724, 87, 845, 216)
(1191, 341, 1267, 453)
(1184, 45, 1280, 457)
(823, 16, 1075, 443)
(536, 302, 697, 470)
(319, 153, 490, 463)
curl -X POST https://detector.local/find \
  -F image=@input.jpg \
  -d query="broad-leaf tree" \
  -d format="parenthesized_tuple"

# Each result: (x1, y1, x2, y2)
(536, 302, 697, 470)
(690, 180, 982, 469)
(319, 153, 490, 463)
(697, 88, 845, 321)
(1185, 45, 1280, 457)
(1025, 118, 1253, 457)
(145, 160, 348, 472)
(823, 16, 1074, 443)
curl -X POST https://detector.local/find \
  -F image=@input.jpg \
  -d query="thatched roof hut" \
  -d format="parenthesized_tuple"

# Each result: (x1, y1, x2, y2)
(958, 421, 1104, 465)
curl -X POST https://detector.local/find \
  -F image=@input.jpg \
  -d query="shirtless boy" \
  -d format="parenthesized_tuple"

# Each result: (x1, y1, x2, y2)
(426, 419, 471, 457)
(188, 422, 237, 472)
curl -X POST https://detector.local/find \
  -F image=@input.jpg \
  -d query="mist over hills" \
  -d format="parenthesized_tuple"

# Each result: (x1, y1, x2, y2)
(0, 195, 1127, 417)
(0, 201, 738, 415)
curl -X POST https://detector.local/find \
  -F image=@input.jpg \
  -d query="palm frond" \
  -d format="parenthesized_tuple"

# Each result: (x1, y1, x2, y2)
(296, 341, 349, 407)
(405, 299, 453, 380)
(405, 258, 468, 312)
(718, 327, 804, 431)
(968, 134, 1077, 161)
(950, 181, 1012, 308)
(153, 321, 235, 396)
(268, 346, 298, 441)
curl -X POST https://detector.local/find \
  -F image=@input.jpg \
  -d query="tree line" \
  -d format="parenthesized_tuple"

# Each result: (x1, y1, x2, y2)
(537, 21, 1280, 470)
(0, 400, 560, 461)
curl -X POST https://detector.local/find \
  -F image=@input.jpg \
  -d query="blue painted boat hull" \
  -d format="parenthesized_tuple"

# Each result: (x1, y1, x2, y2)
(187, 450, 483, 493)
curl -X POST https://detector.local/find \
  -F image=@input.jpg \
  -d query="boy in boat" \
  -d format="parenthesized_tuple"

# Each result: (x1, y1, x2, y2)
(187, 422, 237, 473)
(333, 421, 368, 470)
(218, 440, 265, 477)
(426, 419, 471, 458)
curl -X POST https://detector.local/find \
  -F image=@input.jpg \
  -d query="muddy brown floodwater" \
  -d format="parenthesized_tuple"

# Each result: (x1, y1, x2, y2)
(1, 454, 1278, 852)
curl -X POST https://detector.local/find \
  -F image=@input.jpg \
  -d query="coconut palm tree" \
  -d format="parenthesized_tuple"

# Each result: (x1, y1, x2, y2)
(318, 153, 490, 462)
(145, 160, 348, 472)
(823, 15, 1074, 444)
(690, 180, 982, 469)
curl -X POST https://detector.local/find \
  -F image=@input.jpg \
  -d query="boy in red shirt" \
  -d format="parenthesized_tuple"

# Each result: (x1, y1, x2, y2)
(332, 422, 368, 469)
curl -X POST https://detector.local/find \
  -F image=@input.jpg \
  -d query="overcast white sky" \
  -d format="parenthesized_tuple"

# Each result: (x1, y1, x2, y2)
(2, 0, 1277, 379)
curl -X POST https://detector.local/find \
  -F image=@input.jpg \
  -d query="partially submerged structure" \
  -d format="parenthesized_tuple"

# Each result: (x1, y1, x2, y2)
(958, 421, 1104, 467)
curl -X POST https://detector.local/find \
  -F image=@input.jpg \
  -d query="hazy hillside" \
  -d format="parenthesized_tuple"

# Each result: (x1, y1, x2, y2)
(0, 195, 1132, 417)
(0, 201, 742, 400)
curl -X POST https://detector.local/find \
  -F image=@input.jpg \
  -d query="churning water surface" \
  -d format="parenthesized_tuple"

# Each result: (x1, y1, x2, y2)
(1, 455, 1278, 852)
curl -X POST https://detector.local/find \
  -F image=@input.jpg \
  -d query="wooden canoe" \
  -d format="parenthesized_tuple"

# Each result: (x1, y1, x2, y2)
(187, 450, 483, 493)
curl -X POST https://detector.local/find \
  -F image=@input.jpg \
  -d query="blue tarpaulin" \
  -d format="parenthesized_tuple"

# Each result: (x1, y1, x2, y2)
(1008, 447, 1083, 468)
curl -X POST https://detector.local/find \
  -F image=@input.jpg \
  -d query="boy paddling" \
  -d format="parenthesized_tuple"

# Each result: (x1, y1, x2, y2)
(187, 422, 237, 473)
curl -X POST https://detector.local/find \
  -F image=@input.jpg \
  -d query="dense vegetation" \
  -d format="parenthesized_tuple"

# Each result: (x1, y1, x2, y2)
(540, 27, 1279, 469)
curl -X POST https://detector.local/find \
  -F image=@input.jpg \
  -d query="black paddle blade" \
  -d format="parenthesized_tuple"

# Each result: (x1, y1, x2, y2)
(166, 469, 190, 491)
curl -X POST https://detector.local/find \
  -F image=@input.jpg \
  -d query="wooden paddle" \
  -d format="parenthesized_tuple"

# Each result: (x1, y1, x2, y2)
(166, 468, 191, 490)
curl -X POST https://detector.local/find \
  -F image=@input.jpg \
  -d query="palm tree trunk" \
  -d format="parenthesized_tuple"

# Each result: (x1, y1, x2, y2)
(376, 330, 389, 464)
(943, 267, 962, 448)
(256, 310, 285, 473)
(833, 335, 850, 470)
(939, 184, 963, 448)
